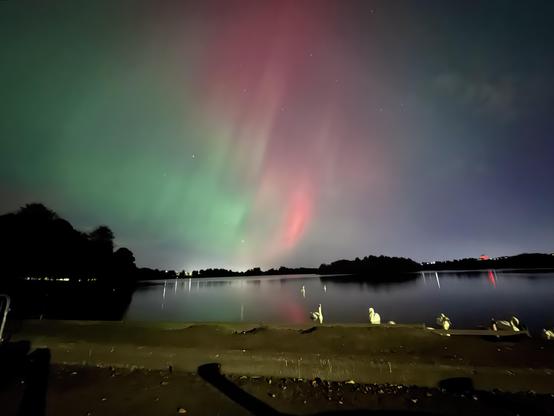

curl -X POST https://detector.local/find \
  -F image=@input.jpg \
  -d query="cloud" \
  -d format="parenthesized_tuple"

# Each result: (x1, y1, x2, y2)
(434, 72, 516, 120)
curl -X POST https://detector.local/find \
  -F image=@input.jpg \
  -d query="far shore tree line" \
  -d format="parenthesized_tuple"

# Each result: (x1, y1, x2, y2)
(1, 203, 553, 284)
(192, 253, 554, 278)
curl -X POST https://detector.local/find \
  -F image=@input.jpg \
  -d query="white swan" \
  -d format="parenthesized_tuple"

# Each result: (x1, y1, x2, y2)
(323, 284, 327, 293)
(490, 316, 520, 331)
(436, 313, 451, 330)
(368, 307, 381, 325)
(300, 285, 306, 298)
(542, 329, 554, 340)
(310, 304, 323, 324)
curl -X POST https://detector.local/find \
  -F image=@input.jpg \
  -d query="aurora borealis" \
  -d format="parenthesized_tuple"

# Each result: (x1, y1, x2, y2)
(1, 1, 554, 271)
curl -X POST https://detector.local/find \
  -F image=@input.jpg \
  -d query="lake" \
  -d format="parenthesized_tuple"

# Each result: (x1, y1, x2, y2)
(124, 271, 554, 332)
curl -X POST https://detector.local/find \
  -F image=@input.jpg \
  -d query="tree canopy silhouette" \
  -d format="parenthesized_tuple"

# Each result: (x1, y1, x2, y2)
(0, 203, 136, 284)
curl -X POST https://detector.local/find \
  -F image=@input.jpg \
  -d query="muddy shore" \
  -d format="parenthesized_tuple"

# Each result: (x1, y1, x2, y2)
(4, 320, 554, 395)
(1, 363, 554, 416)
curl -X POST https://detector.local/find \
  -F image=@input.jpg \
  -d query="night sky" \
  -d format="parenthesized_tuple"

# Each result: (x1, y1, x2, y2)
(1, 1, 553, 271)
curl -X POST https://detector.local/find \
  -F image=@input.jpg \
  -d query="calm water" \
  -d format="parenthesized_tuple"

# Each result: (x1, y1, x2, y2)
(124, 271, 554, 331)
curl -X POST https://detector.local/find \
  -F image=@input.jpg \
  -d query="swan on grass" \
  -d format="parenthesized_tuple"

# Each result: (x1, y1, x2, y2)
(310, 304, 323, 324)
(436, 313, 451, 331)
(490, 316, 520, 332)
(368, 307, 381, 325)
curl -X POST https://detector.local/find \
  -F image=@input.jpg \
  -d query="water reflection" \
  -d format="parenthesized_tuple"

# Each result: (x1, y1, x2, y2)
(125, 272, 554, 331)
(488, 270, 497, 288)
(418, 271, 441, 289)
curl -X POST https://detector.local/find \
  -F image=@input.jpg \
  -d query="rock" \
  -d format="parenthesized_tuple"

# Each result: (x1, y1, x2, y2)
(268, 393, 276, 398)
(268, 378, 272, 384)
(411, 398, 418, 404)
(101, 397, 107, 402)
(426, 392, 433, 397)
(177, 408, 187, 414)
(161, 381, 169, 386)
(312, 378, 322, 387)
(338, 401, 343, 405)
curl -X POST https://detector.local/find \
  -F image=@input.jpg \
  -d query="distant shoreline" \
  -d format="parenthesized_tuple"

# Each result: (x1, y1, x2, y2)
(138, 267, 554, 281)
(420, 267, 554, 274)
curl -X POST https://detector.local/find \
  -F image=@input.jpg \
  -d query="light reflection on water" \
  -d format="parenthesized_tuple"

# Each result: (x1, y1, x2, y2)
(124, 271, 554, 331)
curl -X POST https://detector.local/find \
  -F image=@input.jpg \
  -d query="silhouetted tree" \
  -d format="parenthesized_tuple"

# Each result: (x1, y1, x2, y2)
(88, 225, 114, 253)
(113, 247, 135, 270)
(17, 203, 58, 222)
(318, 255, 420, 275)
(0, 204, 141, 285)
